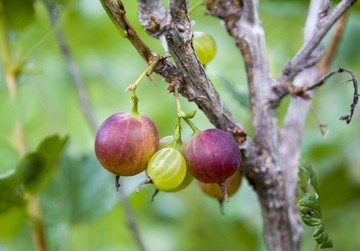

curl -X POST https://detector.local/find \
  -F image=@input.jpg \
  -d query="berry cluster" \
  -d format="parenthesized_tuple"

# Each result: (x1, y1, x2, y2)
(95, 31, 242, 209)
(95, 111, 242, 204)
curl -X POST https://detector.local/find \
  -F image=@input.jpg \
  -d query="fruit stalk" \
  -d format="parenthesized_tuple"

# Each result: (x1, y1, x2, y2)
(127, 57, 161, 115)
(137, 176, 152, 193)
(174, 87, 200, 135)
(217, 182, 229, 202)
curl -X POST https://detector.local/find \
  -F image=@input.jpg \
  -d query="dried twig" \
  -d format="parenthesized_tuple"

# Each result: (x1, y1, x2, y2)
(291, 68, 358, 124)
(310, 105, 328, 138)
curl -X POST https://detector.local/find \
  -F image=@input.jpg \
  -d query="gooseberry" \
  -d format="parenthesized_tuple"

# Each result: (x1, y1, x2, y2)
(142, 148, 187, 192)
(198, 170, 242, 214)
(185, 128, 240, 183)
(184, 128, 240, 200)
(95, 111, 159, 176)
(198, 170, 242, 200)
(193, 31, 216, 65)
(158, 136, 193, 192)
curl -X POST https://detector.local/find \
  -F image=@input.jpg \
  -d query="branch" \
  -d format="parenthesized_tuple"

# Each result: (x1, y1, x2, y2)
(207, 0, 276, 152)
(54, 29, 98, 133)
(275, 0, 357, 99)
(102, 0, 246, 142)
(136, 0, 247, 142)
(102, 0, 156, 63)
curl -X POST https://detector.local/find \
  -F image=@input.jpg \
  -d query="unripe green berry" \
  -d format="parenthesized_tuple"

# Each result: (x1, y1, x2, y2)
(193, 31, 216, 65)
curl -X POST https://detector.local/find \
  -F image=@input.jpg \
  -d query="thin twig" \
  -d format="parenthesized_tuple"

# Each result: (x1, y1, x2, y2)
(291, 68, 358, 124)
(310, 105, 328, 138)
(27, 195, 47, 251)
(119, 188, 147, 251)
(103, 0, 157, 63)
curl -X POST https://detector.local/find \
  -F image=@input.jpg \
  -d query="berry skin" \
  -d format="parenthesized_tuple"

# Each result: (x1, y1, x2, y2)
(95, 111, 159, 176)
(146, 148, 187, 192)
(193, 31, 216, 65)
(198, 170, 242, 200)
(184, 128, 240, 183)
(158, 136, 193, 192)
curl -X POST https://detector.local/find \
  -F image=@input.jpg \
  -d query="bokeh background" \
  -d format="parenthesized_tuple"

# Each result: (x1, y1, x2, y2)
(1, 0, 360, 250)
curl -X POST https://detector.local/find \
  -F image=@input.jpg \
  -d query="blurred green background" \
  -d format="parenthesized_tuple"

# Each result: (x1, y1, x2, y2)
(0, 0, 359, 250)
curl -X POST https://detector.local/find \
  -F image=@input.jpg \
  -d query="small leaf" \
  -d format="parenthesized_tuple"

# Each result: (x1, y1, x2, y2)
(297, 161, 319, 196)
(297, 162, 333, 249)
(16, 135, 68, 194)
(183, 110, 197, 119)
(1, 0, 35, 31)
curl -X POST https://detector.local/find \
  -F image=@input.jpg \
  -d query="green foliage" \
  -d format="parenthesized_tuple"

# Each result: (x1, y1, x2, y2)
(298, 162, 333, 249)
(0, 135, 67, 239)
(42, 154, 118, 224)
(16, 135, 69, 194)
(1, 0, 35, 31)
(0, 135, 68, 211)
(0, 207, 26, 238)
(0, 170, 24, 213)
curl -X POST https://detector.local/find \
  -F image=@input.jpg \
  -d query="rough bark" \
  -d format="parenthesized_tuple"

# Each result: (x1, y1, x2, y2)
(101, 0, 358, 250)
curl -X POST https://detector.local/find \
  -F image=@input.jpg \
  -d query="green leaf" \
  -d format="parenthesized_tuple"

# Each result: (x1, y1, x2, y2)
(17, 135, 68, 194)
(0, 207, 26, 238)
(1, 0, 35, 31)
(297, 162, 333, 249)
(183, 109, 197, 119)
(41, 154, 118, 224)
(0, 169, 25, 213)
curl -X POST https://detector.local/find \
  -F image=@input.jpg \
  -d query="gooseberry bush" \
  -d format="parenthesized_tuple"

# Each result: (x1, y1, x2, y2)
(95, 1, 360, 251)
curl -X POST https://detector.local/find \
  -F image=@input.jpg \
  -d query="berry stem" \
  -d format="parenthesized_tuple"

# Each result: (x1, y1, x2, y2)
(218, 199, 225, 215)
(218, 181, 229, 202)
(171, 116, 182, 149)
(150, 189, 160, 203)
(136, 176, 152, 193)
(127, 57, 160, 115)
(115, 175, 121, 191)
(184, 118, 200, 135)
(174, 87, 200, 135)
